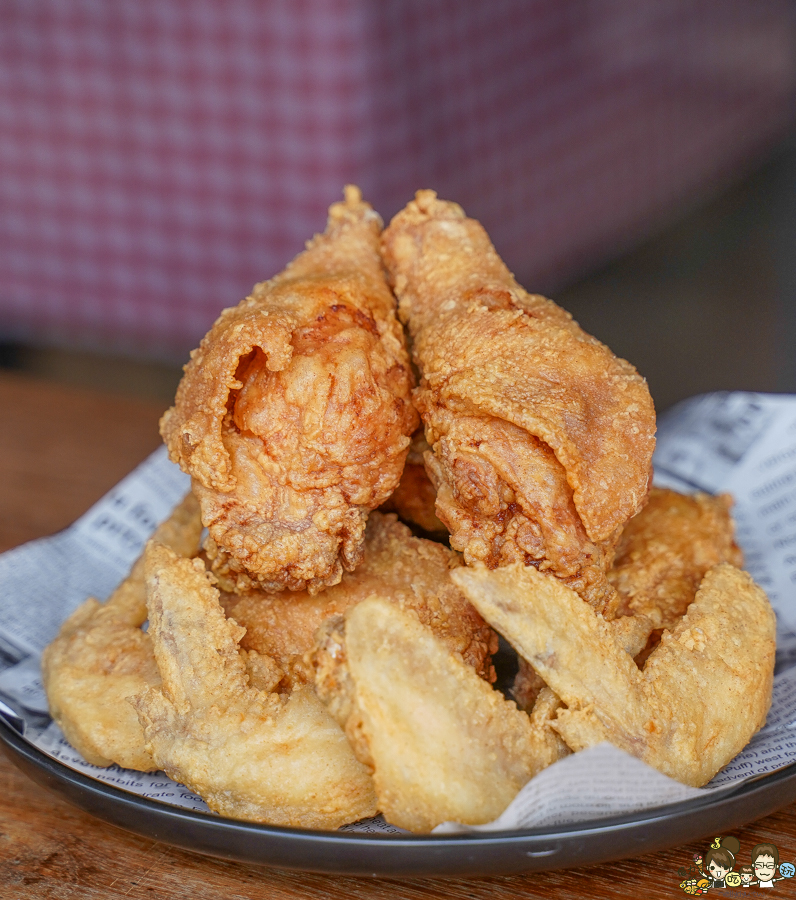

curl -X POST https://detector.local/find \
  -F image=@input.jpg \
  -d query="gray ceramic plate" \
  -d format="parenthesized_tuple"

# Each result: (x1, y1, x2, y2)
(2, 715, 795, 877)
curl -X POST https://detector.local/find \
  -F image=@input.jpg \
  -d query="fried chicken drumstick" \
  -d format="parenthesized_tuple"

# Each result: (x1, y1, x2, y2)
(162, 187, 418, 594)
(381, 191, 656, 613)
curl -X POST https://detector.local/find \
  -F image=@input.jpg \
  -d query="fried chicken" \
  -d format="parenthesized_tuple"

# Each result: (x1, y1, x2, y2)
(133, 542, 378, 829)
(41, 494, 203, 771)
(381, 190, 656, 614)
(220, 511, 496, 689)
(453, 562, 775, 787)
(512, 486, 734, 712)
(162, 186, 418, 594)
(511, 611, 654, 713)
(609, 487, 744, 630)
(313, 597, 564, 832)
(379, 431, 447, 536)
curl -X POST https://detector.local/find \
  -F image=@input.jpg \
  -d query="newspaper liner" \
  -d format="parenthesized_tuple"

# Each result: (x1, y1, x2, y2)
(2, 392, 796, 835)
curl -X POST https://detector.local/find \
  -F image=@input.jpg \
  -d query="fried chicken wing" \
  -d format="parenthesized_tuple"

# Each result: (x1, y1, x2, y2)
(610, 487, 744, 630)
(381, 191, 656, 613)
(511, 611, 654, 713)
(453, 562, 775, 787)
(313, 596, 564, 832)
(162, 186, 418, 594)
(133, 542, 378, 829)
(220, 511, 495, 689)
(41, 494, 203, 771)
(513, 486, 741, 714)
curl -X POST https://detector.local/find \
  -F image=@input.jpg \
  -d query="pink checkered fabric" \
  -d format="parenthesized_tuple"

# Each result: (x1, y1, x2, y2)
(1, 1, 794, 360)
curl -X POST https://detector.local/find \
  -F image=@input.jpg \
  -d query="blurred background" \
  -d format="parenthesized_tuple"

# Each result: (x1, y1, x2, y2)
(1, 0, 795, 413)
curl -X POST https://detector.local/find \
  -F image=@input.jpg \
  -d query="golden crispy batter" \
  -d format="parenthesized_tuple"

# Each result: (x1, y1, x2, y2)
(314, 597, 564, 832)
(162, 186, 418, 594)
(381, 190, 655, 613)
(133, 543, 378, 829)
(453, 563, 775, 787)
(220, 511, 496, 689)
(380, 431, 447, 536)
(511, 612, 654, 713)
(41, 494, 203, 771)
(610, 487, 744, 630)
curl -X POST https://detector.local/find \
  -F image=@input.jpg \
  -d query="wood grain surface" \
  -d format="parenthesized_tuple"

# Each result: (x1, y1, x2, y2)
(0, 370, 794, 899)
(0, 371, 164, 553)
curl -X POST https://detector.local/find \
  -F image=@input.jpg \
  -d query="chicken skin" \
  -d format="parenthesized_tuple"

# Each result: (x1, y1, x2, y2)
(454, 562, 775, 787)
(162, 187, 418, 594)
(220, 511, 496, 690)
(609, 487, 744, 630)
(313, 596, 563, 832)
(381, 190, 656, 613)
(133, 543, 378, 829)
(379, 431, 447, 536)
(41, 494, 203, 771)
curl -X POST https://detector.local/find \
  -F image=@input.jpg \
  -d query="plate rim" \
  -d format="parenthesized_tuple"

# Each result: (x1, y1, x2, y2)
(4, 714, 796, 876)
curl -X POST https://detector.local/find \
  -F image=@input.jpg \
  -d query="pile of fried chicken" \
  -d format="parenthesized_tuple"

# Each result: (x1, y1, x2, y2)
(42, 187, 775, 833)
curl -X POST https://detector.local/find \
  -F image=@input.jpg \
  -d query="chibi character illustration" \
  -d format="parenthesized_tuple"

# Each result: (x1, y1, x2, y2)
(679, 854, 708, 895)
(680, 838, 792, 894)
(679, 875, 711, 895)
(704, 836, 741, 888)
(751, 844, 781, 888)
(739, 865, 756, 887)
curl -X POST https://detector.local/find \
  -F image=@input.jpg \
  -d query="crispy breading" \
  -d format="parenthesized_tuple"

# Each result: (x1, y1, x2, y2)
(133, 542, 378, 829)
(162, 186, 417, 594)
(41, 494, 203, 771)
(314, 597, 564, 832)
(381, 190, 655, 613)
(511, 612, 654, 712)
(610, 487, 744, 629)
(453, 562, 775, 787)
(380, 431, 447, 535)
(220, 511, 496, 688)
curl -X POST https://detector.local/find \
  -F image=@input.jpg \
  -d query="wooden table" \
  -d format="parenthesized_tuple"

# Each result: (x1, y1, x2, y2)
(0, 370, 794, 899)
